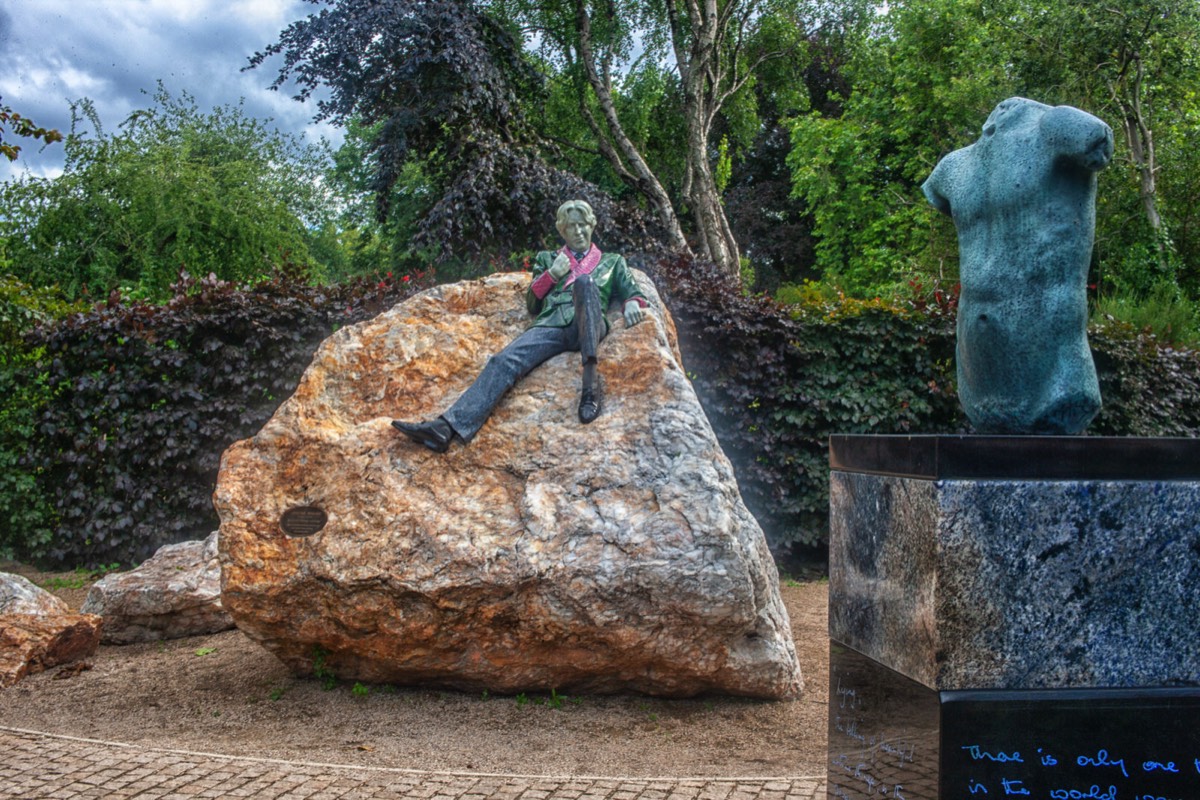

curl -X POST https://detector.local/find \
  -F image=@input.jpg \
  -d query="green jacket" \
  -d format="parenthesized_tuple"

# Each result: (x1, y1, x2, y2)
(525, 249, 648, 328)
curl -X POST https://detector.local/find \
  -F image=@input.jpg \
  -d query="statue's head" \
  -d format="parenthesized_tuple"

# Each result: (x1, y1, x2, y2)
(556, 200, 597, 253)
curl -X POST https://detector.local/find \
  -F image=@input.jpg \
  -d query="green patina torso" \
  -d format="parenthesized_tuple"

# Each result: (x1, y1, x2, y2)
(525, 250, 646, 328)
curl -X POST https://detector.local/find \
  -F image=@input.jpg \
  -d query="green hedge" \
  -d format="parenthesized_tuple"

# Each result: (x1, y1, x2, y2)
(649, 256, 1200, 552)
(6, 257, 1199, 566)
(6, 270, 429, 567)
(0, 277, 83, 560)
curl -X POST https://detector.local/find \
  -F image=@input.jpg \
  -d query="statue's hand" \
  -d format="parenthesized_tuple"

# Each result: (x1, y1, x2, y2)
(624, 302, 646, 327)
(549, 253, 570, 280)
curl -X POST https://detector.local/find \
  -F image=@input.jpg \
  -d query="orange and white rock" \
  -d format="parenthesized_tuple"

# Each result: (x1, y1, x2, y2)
(0, 614, 102, 688)
(0, 572, 69, 616)
(215, 271, 801, 698)
(82, 531, 235, 644)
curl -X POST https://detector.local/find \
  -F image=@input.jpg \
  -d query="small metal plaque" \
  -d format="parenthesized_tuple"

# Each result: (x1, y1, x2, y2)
(279, 506, 327, 537)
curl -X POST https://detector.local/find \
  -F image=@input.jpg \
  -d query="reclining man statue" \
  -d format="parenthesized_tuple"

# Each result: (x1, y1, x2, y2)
(392, 199, 650, 453)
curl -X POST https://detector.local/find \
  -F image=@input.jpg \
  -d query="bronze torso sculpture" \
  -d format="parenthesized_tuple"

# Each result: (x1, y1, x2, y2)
(923, 97, 1113, 434)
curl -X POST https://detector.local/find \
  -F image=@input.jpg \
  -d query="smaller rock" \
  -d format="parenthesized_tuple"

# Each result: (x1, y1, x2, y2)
(0, 613, 102, 688)
(81, 531, 234, 644)
(0, 572, 69, 616)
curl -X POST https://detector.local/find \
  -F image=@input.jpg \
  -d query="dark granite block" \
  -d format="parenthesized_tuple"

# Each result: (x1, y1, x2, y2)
(829, 434, 1200, 481)
(829, 643, 1200, 800)
(829, 470, 1200, 690)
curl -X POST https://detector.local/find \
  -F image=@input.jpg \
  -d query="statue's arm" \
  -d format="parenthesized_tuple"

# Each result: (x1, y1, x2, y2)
(612, 255, 649, 326)
(1040, 105, 1113, 172)
(527, 251, 557, 316)
(922, 152, 961, 216)
(612, 256, 648, 308)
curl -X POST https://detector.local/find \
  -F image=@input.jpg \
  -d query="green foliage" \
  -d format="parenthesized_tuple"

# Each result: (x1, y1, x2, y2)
(715, 137, 733, 195)
(36, 563, 120, 591)
(0, 87, 334, 301)
(318, 118, 439, 283)
(11, 269, 431, 567)
(0, 98, 63, 162)
(0, 275, 83, 559)
(312, 645, 338, 690)
(787, 0, 1002, 294)
(1092, 282, 1199, 349)
(787, 0, 1200, 302)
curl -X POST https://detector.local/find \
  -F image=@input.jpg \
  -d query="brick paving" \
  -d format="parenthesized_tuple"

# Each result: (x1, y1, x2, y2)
(0, 727, 826, 800)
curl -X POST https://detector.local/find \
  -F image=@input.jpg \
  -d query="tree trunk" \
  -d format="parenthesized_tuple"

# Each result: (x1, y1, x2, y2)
(1114, 52, 1171, 272)
(685, 119, 741, 274)
(573, 0, 690, 255)
(671, 0, 745, 278)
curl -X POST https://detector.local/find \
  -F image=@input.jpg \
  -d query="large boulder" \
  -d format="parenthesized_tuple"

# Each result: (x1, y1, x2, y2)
(0, 614, 102, 688)
(1, 572, 69, 616)
(216, 271, 800, 698)
(81, 531, 235, 644)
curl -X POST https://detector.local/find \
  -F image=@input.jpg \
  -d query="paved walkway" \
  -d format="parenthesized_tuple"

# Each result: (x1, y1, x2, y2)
(0, 727, 826, 800)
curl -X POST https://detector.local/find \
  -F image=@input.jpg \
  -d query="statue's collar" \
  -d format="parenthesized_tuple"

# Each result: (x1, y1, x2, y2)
(560, 244, 603, 278)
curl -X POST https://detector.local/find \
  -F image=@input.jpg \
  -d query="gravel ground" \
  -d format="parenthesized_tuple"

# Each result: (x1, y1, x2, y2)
(1, 563, 829, 779)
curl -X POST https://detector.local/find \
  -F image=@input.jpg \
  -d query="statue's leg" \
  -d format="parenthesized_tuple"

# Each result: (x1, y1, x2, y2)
(572, 274, 608, 423)
(572, 273, 607, 372)
(441, 326, 571, 442)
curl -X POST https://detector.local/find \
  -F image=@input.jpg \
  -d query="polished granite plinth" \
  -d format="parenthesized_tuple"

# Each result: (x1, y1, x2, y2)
(828, 435, 1200, 691)
(828, 643, 1200, 800)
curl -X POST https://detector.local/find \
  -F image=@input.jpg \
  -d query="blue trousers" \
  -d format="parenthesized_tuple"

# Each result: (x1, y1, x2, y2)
(442, 273, 607, 441)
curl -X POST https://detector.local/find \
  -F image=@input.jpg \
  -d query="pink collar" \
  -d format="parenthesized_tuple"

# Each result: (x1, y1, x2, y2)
(562, 245, 602, 286)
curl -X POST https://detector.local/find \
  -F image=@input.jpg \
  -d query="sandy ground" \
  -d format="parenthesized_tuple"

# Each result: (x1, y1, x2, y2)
(1, 565, 829, 779)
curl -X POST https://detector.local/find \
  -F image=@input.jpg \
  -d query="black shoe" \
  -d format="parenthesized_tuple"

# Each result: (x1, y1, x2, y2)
(392, 418, 455, 453)
(578, 378, 603, 424)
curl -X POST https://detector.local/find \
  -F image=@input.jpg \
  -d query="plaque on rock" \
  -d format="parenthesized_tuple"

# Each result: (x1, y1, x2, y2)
(279, 506, 327, 537)
(829, 643, 1200, 800)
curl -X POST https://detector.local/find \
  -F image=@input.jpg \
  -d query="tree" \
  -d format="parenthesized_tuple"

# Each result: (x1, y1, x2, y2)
(724, 12, 856, 290)
(0, 97, 63, 162)
(1, 88, 334, 299)
(250, 0, 663, 267)
(785, 0, 1200, 307)
(988, 0, 1200, 285)
(788, 0, 1005, 293)
(503, 0, 818, 277)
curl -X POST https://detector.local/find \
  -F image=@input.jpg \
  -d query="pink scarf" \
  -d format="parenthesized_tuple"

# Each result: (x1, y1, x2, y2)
(561, 244, 602, 287)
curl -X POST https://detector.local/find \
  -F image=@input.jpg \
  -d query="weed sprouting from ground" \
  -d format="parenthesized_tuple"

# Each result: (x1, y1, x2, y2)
(311, 645, 338, 690)
(38, 563, 121, 590)
(513, 689, 579, 710)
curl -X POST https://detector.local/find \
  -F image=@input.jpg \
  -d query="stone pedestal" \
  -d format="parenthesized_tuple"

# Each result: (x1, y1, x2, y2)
(826, 435, 1200, 800)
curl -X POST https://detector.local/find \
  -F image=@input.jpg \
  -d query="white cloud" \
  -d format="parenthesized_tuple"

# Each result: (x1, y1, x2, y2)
(1, 0, 340, 182)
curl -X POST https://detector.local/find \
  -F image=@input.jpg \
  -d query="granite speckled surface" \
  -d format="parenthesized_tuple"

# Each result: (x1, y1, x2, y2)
(830, 471, 1200, 691)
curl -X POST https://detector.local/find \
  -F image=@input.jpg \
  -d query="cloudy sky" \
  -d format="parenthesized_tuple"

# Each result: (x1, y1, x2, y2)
(1, 0, 341, 182)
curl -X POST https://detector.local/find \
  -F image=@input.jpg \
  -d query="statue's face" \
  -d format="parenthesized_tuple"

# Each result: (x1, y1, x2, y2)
(560, 210, 594, 253)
